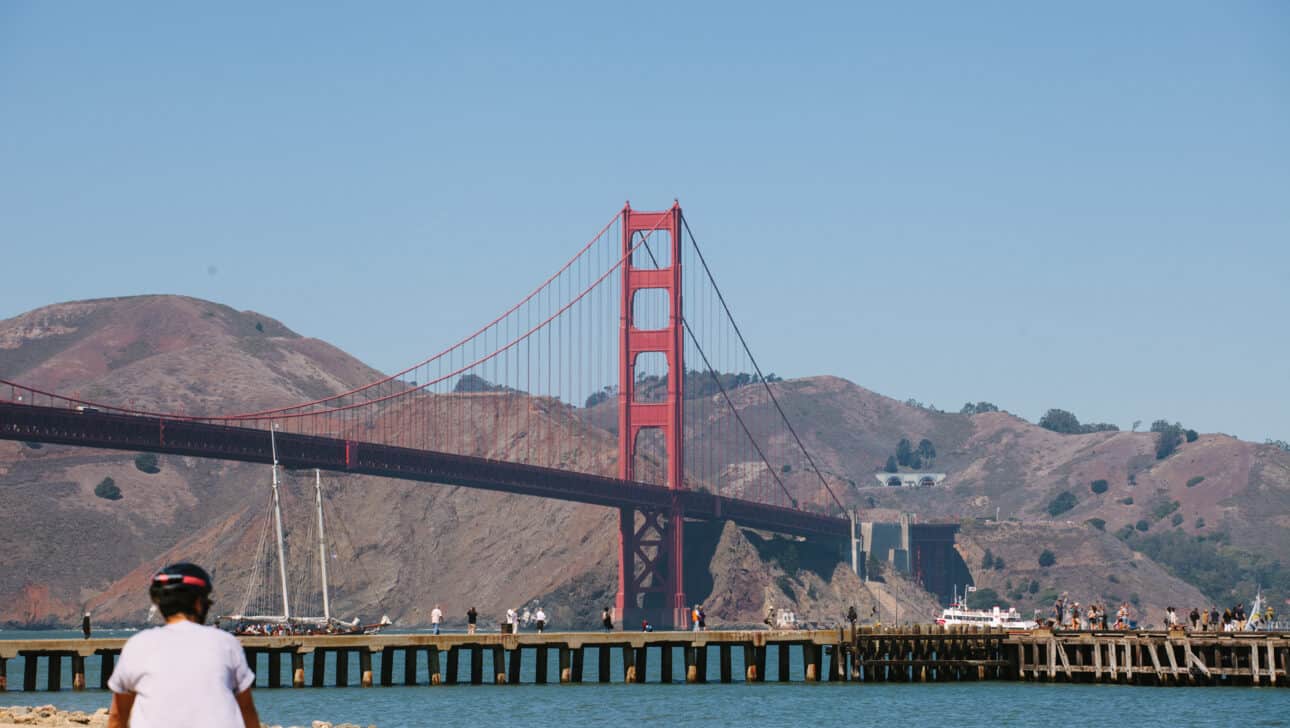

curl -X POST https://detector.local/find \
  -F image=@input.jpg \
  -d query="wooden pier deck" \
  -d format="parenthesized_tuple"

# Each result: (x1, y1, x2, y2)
(2, 627, 1286, 691)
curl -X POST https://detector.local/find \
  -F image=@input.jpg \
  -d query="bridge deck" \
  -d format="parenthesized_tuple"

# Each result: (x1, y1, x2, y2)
(0, 403, 848, 539)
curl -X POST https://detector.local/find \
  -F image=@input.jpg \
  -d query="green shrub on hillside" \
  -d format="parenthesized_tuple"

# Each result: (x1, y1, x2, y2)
(1085, 518, 1106, 531)
(1136, 519, 1150, 532)
(1047, 491, 1078, 517)
(94, 477, 122, 501)
(1090, 479, 1109, 494)
(1186, 476, 1205, 488)
(1152, 499, 1181, 521)
(1119, 496, 1134, 505)
(1171, 513, 1184, 527)
(1038, 550, 1056, 568)
(1185, 429, 1199, 442)
(134, 453, 160, 474)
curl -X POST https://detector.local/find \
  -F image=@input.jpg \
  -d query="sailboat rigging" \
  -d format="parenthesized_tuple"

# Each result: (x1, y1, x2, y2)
(220, 426, 390, 635)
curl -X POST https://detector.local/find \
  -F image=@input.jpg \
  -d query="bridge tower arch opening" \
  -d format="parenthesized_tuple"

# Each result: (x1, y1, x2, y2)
(617, 202, 688, 630)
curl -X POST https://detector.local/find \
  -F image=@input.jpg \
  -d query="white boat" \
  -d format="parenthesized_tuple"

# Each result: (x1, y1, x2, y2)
(936, 589, 1037, 630)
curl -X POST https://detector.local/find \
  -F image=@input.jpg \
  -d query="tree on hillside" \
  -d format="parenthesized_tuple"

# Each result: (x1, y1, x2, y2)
(94, 477, 122, 501)
(960, 401, 999, 415)
(981, 549, 995, 570)
(883, 456, 898, 474)
(1047, 490, 1078, 517)
(1039, 409, 1082, 434)
(896, 438, 913, 467)
(1156, 423, 1184, 459)
(1185, 429, 1199, 443)
(917, 438, 936, 464)
(1038, 550, 1056, 568)
(134, 453, 160, 474)
(966, 588, 1006, 609)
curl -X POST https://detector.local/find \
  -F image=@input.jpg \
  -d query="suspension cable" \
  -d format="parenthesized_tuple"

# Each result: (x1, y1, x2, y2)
(680, 216, 847, 515)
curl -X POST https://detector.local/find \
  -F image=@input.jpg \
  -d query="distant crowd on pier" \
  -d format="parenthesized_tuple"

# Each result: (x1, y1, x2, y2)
(1047, 594, 1278, 631)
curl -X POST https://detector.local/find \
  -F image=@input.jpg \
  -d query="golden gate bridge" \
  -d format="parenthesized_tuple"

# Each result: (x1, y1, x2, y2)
(0, 202, 852, 629)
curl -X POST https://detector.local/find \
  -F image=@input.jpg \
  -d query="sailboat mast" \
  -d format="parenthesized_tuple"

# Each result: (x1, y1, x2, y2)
(315, 468, 331, 621)
(270, 426, 291, 621)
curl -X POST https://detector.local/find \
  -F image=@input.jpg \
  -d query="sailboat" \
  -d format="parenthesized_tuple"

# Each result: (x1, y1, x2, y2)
(219, 427, 390, 636)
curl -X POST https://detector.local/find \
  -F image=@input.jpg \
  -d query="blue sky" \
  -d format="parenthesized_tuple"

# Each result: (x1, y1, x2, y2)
(2, 2, 1287, 441)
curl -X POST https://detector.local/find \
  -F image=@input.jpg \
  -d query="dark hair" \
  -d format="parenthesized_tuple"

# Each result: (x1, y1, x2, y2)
(149, 562, 213, 618)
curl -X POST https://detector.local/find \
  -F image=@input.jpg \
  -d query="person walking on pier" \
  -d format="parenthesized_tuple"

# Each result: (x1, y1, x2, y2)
(601, 607, 613, 631)
(466, 607, 478, 635)
(82, 611, 92, 639)
(430, 604, 443, 636)
(1189, 607, 1200, 630)
(505, 608, 518, 634)
(534, 607, 547, 633)
(107, 562, 259, 728)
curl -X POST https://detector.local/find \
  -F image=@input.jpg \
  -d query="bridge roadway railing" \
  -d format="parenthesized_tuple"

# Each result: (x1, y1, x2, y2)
(4, 628, 1286, 690)
(0, 402, 848, 539)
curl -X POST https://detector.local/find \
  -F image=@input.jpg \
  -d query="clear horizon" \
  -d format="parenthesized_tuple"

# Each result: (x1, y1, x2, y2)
(1, 3, 1286, 443)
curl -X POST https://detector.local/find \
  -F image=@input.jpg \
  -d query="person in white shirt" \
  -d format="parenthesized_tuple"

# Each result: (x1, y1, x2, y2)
(107, 562, 259, 728)
(430, 604, 443, 636)
(533, 607, 547, 633)
(505, 608, 517, 634)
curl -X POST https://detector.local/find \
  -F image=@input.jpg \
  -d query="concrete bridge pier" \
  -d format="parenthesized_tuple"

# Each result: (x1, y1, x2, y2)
(597, 647, 611, 683)
(268, 651, 282, 688)
(621, 645, 636, 683)
(468, 646, 483, 685)
(359, 650, 373, 687)
(559, 646, 572, 683)
(716, 644, 730, 683)
(404, 647, 419, 686)
(428, 647, 441, 685)
(445, 647, 459, 685)
(292, 653, 305, 687)
(537, 646, 550, 684)
(571, 646, 585, 683)
(71, 655, 85, 691)
(311, 651, 326, 688)
(0, 657, 7, 691)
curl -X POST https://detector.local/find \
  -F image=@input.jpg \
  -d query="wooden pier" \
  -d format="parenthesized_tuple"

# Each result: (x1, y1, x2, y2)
(2, 627, 1286, 691)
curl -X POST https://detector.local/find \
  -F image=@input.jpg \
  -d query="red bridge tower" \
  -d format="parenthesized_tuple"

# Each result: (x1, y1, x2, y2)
(616, 202, 688, 630)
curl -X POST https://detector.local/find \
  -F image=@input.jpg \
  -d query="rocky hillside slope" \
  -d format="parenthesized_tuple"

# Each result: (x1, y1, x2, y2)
(612, 375, 1289, 607)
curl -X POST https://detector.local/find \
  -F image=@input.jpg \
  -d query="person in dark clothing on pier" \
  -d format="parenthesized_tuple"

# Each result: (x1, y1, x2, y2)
(601, 607, 614, 631)
(466, 607, 478, 635)
(82, 612, 92, 639)
(847, 605, 858, 629)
